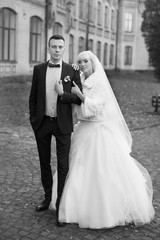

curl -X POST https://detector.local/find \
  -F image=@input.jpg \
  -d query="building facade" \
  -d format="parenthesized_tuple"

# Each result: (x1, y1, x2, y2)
(0, 0, 46, 77)
(0, 0, 151, 77)
(116, 0, 151, 70)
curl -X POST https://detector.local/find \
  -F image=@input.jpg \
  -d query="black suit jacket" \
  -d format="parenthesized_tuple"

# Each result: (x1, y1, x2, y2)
(29, 61, 82, 134)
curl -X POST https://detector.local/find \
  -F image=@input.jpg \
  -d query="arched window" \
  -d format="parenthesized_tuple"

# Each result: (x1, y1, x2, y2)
(89, 0, 94, 23)
(96, 41, 101, 60)
(79, 0, 84, 19)
(69, 34, 74, 64)
(53, 22, 63, 35)
(109, 44, 114, 65)
(124, 46, 132, 65)
(30, 16, 42, 62)
(78, 37, 85, 53)
(111, 9, 115, 31)
(103, 43, 108, 65)
(97, 2, 102, 26)
(0, 8, 16, 61)
(88, 39, 93, 52)
(57, 0, 65, 7)
(104, 6, 109, 28)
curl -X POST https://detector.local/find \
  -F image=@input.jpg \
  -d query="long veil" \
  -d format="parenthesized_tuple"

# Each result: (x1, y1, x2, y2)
(80, 51, 133, 152)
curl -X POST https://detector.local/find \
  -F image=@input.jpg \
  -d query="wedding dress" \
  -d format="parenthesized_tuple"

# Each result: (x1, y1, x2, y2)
(50, 52, 155, 229)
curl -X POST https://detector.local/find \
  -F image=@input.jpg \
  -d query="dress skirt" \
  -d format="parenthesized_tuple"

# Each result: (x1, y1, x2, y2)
(50, 120, 155, 229)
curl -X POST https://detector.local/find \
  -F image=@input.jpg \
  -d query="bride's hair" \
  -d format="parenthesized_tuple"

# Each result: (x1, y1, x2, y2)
(77, 51, 98, 72)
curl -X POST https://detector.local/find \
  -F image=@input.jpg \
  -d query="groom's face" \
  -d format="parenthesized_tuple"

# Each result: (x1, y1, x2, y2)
(48, 39, 65, 63)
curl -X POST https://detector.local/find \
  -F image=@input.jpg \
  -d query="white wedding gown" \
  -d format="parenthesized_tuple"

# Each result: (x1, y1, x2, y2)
(50, 72, 155, 229)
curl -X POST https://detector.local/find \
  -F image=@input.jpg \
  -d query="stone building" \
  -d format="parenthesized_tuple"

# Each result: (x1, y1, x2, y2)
(0, 0, 151, 77)
(0, 0, 46, 76)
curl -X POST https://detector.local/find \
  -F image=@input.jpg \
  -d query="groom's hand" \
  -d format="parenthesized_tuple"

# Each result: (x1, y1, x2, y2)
(55, 80, 64, 96)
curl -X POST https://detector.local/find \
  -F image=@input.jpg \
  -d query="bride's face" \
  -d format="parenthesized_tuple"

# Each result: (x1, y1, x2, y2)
(77, 54, 93, 77)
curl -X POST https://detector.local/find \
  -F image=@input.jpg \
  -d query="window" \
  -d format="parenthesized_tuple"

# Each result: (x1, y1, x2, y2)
(103, 43, 108, 65)
(53, 22, 62, 35)
(111, 9, 115, 31)
(104, 6, 109, 28)
(30, 16, 42, 62)
(97, 2, 102, 26)
(88, 0, 94, 23)
(69, 34, 74, 64)
(109, 44, 114, 65)
(88, 39, 93, 52)
(78, 37, 85, 53)
(124, 46, 132, 65)
(57, 0, 65, 7)
(0, 8, 16, 61)
(125, 13, 133, 32)
(97, 41, 101, 60)
(79, 0, 84, 19)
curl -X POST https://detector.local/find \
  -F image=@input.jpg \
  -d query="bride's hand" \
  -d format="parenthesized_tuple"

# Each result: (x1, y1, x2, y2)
(71, 81, 81, 95)
(72, 81, 85, 102)
(72, 64, 79, 71)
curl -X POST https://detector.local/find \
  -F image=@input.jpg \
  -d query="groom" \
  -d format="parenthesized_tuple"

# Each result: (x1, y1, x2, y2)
(29, 35, 82, 226)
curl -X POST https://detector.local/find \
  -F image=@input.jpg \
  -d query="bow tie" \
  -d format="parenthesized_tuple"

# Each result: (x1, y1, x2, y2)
(48, 63, 60, 68)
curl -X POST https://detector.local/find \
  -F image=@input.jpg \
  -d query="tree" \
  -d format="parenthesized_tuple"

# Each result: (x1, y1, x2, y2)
(141, 0, 160, 79)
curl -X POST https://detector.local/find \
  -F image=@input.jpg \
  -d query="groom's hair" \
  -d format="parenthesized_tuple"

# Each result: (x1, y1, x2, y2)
(48, 35, 65, 46)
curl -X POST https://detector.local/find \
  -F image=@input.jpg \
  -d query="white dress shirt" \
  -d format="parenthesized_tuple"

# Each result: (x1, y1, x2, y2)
(45, 60, 62, 117)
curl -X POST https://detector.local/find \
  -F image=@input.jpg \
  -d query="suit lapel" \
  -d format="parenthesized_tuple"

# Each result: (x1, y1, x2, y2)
(61, 61, 70, 90)
(41, 62, 48, 100)
(61, 61, 66, 82)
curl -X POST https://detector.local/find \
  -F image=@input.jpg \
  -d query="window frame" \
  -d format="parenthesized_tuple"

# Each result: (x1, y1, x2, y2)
(109, 44, 114, 65)
(124, 12, 133, 33)
(0, 7, 16, 62)
(124, 45, 132, 65)
(103, 42, 108, 65)
(104, 6, 109, 29)
(97, 1, 102, 26)
(79, 0, 84, 19)
(78, 36, 85, 53)
(96, 41, 101, 60)
(53, 22, 63, 35)
(88, 39, 93, 52)
(69, 34, 74, 64)
(30, 16, 42, 63)
(111, 9, 115, 31)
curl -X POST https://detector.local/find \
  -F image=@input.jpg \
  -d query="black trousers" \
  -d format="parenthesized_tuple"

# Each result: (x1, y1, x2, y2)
(34, 116, 71, 211)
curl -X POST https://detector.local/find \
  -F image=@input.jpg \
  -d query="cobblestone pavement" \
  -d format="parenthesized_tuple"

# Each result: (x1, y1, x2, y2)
(0, 72, 160, 240)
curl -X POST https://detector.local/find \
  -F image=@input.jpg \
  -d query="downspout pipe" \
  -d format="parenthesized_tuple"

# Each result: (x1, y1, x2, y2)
(85, 0, 89, 50)
(45, 0, 48, 62)
(115, 0, 120, 71)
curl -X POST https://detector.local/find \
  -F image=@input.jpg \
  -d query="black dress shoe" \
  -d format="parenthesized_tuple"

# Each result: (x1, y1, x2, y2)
(35, 198, 51, 212)
(56, 220, 67, 227)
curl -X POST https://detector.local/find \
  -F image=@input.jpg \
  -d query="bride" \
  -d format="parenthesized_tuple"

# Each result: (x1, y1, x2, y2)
(50, 51, 155, 229)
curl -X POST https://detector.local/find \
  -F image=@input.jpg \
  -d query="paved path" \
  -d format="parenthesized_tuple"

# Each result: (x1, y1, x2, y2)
(0, 72, 160, 240)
